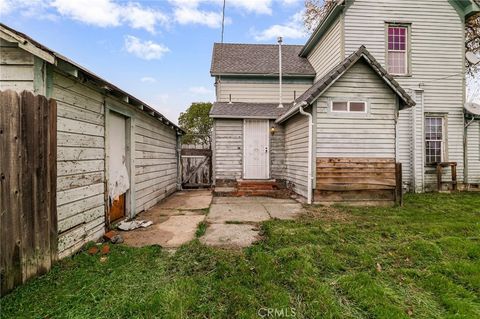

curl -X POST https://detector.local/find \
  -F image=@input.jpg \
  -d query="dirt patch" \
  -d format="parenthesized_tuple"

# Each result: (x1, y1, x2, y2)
(302, 205, 356, 222)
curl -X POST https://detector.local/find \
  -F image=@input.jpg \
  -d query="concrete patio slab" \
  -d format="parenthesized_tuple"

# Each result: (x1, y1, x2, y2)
(122, 215, 204, 248)
(120, 190, 210, 248)
(207, 203, 270, 223)
(158, 190, 212, 210)
(200, 223, 261, 248)
(263, 203, 304, 220)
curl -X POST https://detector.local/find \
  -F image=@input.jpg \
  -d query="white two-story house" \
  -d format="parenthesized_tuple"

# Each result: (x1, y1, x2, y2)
(210, 0, 480, 205)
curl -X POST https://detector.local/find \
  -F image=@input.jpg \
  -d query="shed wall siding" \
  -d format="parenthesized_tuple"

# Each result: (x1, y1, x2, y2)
(53, 71, 106, 258)
(217, 78, 312, 104)
(307, 17, 344, 81)
(344, 0, 465, 186)
(134, 112, 178, 214)
(270, 120, 286, 179)
(467, 121, 480, 184)
(213, 119, 243, 180)
(316, 61, 397, 158)
(0, 40, 35, 92)
(284, 113, 309, 198)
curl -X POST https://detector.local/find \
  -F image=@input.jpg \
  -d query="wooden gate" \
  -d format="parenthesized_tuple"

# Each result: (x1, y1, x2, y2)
(0, 90, 57, 295)
(181, 148, 212, 188)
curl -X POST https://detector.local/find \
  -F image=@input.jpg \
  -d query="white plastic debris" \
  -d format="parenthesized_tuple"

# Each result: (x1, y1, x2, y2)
(117, 220, 153, 231)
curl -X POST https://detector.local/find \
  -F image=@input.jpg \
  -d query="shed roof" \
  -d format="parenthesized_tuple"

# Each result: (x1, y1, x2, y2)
(210, 102, 292, 119)
(0, 23, 183, 134)
(210, 43, 315, 77)
(277, 46, 416, 123)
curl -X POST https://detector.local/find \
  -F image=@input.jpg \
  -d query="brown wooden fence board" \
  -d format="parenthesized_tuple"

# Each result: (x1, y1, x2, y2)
(315, 157, 400, 205)
(0, 90, 57, 296)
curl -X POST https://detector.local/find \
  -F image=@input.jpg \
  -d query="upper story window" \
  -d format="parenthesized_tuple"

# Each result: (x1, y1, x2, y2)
(387, 25, 409, 75)
(332, 101, 367, 113)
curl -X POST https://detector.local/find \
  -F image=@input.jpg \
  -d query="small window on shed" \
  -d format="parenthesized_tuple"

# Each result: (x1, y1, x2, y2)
(331, 101, 367, 113)
(332, 101, 348, 112)
(350, 102, 366, 112)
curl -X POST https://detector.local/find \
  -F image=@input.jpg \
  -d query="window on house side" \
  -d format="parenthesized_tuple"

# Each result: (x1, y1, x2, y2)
(387, 25, 408, 75)
(425, 117, 443, 164)
(332, 101, 366, 113)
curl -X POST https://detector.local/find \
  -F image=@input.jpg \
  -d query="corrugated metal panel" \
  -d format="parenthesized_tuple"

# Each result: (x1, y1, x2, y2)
(307, 17, 344, 81)
(213, 119, 243, 180)
(284, 113, 309, 198)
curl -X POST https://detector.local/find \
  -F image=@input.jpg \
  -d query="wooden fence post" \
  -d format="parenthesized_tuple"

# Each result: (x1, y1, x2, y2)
(395, 163, 403, 206)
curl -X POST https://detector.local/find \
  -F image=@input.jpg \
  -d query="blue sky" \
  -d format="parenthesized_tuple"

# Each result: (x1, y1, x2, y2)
(0, 0, 310, 123)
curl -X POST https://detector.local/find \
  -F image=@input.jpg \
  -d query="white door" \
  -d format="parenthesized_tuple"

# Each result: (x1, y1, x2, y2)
(244, 119, 269, 179)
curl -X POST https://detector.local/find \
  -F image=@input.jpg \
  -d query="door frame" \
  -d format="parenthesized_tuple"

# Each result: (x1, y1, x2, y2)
(243, 119, 270, 179)
(105, 103, 135, 223)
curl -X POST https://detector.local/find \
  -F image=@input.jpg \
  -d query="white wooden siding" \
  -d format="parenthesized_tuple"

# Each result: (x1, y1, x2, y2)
(307, 17, 344, 81)
(53, 71, 106, 258)
(0, 40, 35, 92)
(344, 0, 465, 187)
(466, 122, 480, 184)
(217, 79, 312, 103)
(270, 120, 286, 179)
(284, 113, 309, 198)
(316, 61, 397, 158)
(213, 119, 243, 180)
(134, 113, 177, 214)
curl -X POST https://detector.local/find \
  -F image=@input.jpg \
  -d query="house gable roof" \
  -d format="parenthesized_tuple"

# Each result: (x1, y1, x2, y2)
(0, 23, 183, 134)
(210, 102, 292, 119)
(276, 46, 416, 124)
(210, 43, 315, 77)
(301, 0, 479, 57)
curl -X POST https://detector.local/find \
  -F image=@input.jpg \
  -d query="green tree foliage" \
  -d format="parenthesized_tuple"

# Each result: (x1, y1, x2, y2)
(178, 102, 213, 146)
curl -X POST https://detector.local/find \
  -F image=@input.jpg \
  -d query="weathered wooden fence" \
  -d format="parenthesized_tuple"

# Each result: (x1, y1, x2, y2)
(181, 148, 212, 188)
(0, 90, 57, 295)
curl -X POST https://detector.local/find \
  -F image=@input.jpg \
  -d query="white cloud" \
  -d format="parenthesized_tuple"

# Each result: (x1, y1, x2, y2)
(226, 0, 272, 15)
(124, 35, 170, 60)
(189, 86, 212, 95)
(173, 6, 224, 28)
(141, 76, 157, 83)
(51, 0, 168, 33)
(253, 11, 307, 41)
(0, 0, 51, 17)
(170, 0, 225, 28)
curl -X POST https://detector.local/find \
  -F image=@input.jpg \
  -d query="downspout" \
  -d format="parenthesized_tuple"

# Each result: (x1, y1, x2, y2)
(298, 101, 313, 204)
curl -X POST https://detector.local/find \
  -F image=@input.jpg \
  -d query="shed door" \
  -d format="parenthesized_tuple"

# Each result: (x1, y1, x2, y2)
(244, 119, 269, 179)
(107, 111, 130, 222)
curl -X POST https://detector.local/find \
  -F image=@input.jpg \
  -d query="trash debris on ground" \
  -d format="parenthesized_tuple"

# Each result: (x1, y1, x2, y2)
(101, 245, 110, 255)
(110, 234, 124, 244)
(103, 230, 116, 242)
(117, 220, 153, 231)
(99, 256, 108, 263)
(103, 230, 124, 244)
(88, 246, 99, 255)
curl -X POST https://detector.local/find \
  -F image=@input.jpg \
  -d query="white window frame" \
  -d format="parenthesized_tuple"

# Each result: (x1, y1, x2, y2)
(331, 101, 367, 113)
(425, 116, 446, 165)
(386, 24, 409, 76)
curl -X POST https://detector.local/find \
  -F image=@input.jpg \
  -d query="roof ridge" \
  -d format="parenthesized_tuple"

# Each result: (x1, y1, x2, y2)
(213, 42, 305, 47)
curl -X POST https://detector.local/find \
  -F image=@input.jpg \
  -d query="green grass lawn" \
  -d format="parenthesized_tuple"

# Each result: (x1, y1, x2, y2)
(1, 193, 479, 318)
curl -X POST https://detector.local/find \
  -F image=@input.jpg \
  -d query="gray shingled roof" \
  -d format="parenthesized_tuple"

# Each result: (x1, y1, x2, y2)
(210, 102, 292, 119)
(210, 43, 315, 76)
(277, 46, 416, 123)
